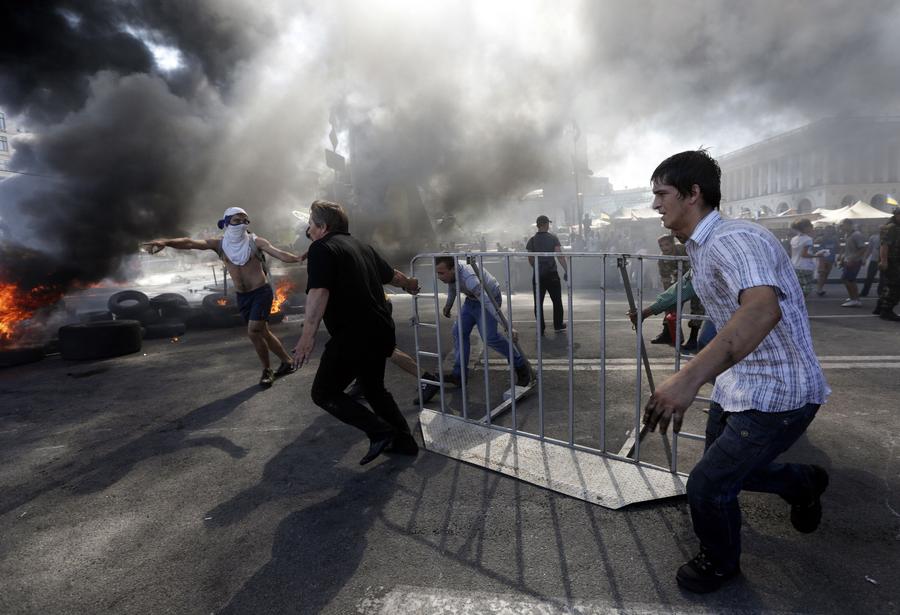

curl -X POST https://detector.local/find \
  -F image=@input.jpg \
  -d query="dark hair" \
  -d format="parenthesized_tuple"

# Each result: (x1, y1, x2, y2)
(791, 218, 813, 233)
(435, 256, 455, 269)
(650, 149, 722, 210)
(310, 199, 349, 233)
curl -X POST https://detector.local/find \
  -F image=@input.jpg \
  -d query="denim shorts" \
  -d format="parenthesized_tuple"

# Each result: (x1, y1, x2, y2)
(236, 284, 274, 322)
(841, 261, 862, 281)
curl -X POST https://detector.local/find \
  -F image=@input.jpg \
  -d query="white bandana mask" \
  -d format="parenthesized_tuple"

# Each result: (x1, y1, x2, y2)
(222, 223, 253, 265)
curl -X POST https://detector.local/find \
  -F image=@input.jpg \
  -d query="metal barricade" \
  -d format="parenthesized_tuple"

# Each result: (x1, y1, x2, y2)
(409, 251, 708, 508)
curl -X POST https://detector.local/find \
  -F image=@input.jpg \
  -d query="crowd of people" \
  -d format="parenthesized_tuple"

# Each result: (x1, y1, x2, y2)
(788, 211, 900, 320)
(140, 147, 900, 597)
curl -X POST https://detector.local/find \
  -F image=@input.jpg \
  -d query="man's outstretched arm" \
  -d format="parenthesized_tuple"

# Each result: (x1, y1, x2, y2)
(389, 269, 420, 294)
(255, 236, 302, 263)
(143, 237, 216, 253)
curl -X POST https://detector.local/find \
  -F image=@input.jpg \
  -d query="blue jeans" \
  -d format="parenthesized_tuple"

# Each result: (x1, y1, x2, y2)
(451, 297, 526, 377)
(687, 402, 820, 570)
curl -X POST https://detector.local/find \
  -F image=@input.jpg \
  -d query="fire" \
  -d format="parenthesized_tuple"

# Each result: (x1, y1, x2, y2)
(271, 279, 297, 314)
(216, 298, 228, 306)
(0, 283, 65, 341)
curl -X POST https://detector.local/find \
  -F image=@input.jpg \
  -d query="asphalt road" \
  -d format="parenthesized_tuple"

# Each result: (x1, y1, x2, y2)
(1, 288, 898, 614)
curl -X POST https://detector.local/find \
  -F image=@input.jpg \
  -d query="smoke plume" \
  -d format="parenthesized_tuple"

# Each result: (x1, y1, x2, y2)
(2, 0, 900, 294)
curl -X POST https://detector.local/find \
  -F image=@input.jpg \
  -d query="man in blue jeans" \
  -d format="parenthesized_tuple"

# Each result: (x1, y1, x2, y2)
(642, 150, 831, 593)
(434, 256, 532, 388)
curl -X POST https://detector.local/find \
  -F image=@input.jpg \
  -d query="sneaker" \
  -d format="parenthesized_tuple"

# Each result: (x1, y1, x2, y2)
(816, 290, 826, 297)
(274, 362, 295, 378)
(553, 323, 567, 332)
(515, 361, 534, 387)
(676, 549, 740, 593)
(880, 310, 900, 322)
(259, 368, 275, 388)
(791, 465, 829, 533)
(840, 299, 862, 307)
(413, 371, 441, 405)
(649, 329, 672, 345)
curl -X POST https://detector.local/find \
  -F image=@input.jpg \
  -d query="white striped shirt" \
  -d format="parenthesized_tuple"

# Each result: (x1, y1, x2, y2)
(686, 211, 830, 412)
(456, 262, 503, 320)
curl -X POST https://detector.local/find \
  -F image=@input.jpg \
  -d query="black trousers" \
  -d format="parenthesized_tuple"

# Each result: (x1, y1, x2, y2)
(860, 260, 882, 297)
(310, 335, 410, 440)
(533, 271, 564, 331)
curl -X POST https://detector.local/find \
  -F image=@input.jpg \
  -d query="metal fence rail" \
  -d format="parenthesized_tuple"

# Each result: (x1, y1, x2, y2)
(410, 251, 708, 495)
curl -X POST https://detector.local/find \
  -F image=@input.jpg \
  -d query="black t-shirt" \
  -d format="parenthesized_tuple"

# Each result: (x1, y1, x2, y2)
(306, 232, 395, 348)
(526, 231, 561, 276)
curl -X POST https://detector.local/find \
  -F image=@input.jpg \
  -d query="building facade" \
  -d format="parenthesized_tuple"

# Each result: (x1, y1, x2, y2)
(0, 108, 12, 181)
(720, 116, 900, 217)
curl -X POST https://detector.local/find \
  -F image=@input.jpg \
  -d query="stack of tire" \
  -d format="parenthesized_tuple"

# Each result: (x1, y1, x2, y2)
(192, 293, 245, 329)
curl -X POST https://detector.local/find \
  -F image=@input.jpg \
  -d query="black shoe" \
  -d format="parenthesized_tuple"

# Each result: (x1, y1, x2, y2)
(386, 432, 419, 456)
(515, 361, 533, 387)
(259, 368, 275, 388)
(791, 465, 829, 533)
(676, 549, 740, 593)
(650, 330, 672, 345)
(880, 310, 900, 322)
(553, 323, 567, 332)
(872, 306, 883, 315)
(360, 434, 393, 465)
(274, 362, 295, 378)
(413, 372, 441, 405)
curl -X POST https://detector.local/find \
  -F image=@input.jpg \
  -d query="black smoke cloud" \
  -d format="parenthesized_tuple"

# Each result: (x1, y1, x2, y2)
(3, 0, 900, 294)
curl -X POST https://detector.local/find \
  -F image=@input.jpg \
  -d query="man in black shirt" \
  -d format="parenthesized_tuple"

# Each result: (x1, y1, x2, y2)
(292, 200, 421, 465)
(526, 215, 569, 334)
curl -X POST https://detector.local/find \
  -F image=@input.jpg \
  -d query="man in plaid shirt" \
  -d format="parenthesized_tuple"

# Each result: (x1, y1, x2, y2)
(642, 150, 831, 593)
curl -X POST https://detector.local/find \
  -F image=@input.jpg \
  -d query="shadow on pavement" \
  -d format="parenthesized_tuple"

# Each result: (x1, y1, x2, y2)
(0, 385, 262, 514)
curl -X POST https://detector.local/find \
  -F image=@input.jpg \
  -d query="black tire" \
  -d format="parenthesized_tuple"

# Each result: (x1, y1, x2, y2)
(150, 293, 191, 319)
(268, 310, 285, 325)
(107, 290, 150, 318)
(0, 345, 45, 368)
(149, 292, 189, 310)
(135, 307, 162, 325)
(202, 293, 239, 314)
(143, 319, 188, 339)
(58, 320, 143, 361)
(79, 310, 113, 323)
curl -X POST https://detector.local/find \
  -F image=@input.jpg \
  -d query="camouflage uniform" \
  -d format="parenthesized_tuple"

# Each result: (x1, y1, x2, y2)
(875, 217, 900, 317)
(659, 244, 705, 328)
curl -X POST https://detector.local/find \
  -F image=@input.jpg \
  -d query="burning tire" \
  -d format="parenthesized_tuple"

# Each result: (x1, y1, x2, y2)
(58, 320, 143, 361)
(202, 293, 239, 314)
(143, 319, 187, 339)
(268, 310, 285, 325)
(0, 345, 45, 368)
(150, 293, 190, 319)
(107, 290, 150, 319)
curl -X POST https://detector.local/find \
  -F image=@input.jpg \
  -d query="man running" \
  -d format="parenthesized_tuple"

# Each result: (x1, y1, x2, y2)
(144, 206, 302, 387)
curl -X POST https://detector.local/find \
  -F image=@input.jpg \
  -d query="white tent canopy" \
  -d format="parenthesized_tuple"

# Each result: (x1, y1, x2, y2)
(615, 206, 659, 220)
(813, 201, 891, 225)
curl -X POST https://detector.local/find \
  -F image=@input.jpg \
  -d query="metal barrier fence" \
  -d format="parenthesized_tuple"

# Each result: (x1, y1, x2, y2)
(410, 251, 710, 480)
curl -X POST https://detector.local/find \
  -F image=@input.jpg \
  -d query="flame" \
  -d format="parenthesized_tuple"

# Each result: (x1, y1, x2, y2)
(271, 279, 297, 314)
(0, 283, 65, 341)
(216, 298, 228, 306)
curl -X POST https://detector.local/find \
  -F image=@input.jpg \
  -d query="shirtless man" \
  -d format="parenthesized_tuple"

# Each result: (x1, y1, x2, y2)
(144, 206, 303, 387)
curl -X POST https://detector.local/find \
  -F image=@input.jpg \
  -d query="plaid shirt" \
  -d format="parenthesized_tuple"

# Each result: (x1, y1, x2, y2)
(686, 211, 830, 412)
